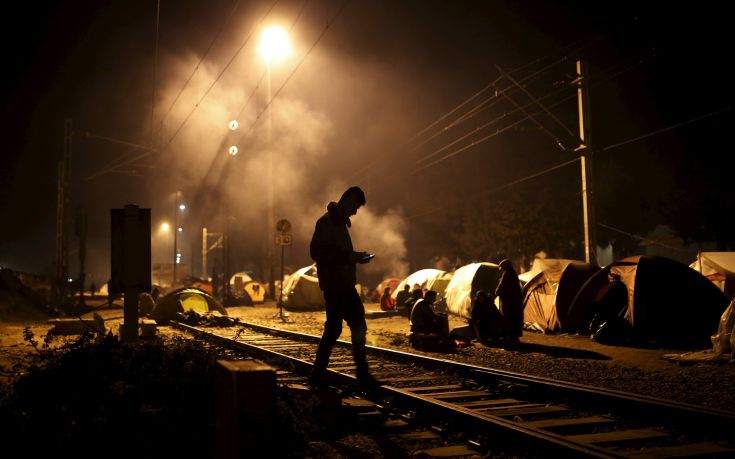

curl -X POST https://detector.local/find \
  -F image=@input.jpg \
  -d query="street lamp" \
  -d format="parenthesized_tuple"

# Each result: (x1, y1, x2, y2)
(258, 25, 290, 300)
(222, 121, 242, 304)
(173, 191, 185, 286)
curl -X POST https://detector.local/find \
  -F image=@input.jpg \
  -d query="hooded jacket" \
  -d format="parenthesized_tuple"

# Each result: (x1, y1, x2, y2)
(310, 202, 357, 290)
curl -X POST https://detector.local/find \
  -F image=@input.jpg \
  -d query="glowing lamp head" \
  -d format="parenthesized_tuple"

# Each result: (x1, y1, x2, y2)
(160, 222, 170, 232)
(258, 26, 291, 63)
(179, 204, 186, 211)
(228, 145, 239, 156)
(228, 119, 239, 131)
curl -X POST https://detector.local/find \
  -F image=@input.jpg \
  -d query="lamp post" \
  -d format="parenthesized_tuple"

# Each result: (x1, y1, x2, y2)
(223, 134, 239, 304)
(258, 25, 290, 300)
(173, 192, 185, 286)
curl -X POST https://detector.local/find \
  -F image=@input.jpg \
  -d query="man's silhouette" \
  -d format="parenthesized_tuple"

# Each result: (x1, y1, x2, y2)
(308, 186, 378, 389)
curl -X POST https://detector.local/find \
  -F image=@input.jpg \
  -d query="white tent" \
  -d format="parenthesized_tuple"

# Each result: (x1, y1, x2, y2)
(281, 265, 324, 310)
(391, 268, 446, 300)
(518, 258, 586, 284)
(690, 252, 735, 298)
(444, 262, 501, 320)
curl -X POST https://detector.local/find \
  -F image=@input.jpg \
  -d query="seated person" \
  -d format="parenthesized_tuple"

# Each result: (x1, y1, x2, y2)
(409, 290, 450, 350)
(379, 287, 395, 311)
(469, 290, 505, 344)
(394, 284, 411, 315)
(403, 286, 425, 319)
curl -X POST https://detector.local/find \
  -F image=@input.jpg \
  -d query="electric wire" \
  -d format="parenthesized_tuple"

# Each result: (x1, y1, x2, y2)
(597, 222, 684, 251)
(86, 0, 279, 180)
(242, 0, 352, 137)
(600, 104, 735, 153)
(233, 0, 310, 123)
(157, 0, 243, 131)
(412, 57, 643, 174)
(406, 157, 580, 220)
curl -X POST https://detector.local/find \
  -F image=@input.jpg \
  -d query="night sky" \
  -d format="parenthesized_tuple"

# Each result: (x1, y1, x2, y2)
(1, 0, 733, 287)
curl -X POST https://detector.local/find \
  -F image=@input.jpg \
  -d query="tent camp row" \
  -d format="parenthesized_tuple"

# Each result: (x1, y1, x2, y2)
(520, 255, 730, 347)
(273, 253, 732, 348)
(395, 255, 730, 347)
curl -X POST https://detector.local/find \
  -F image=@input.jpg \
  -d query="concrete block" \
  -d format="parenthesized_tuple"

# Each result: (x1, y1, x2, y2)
(215, 359, 276, 459)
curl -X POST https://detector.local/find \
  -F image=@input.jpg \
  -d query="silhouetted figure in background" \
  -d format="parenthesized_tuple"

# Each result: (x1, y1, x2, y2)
(308, 186, 379, 389)
(395, 284, 411, 315)
(409, 290, 449, 351)
(469, 290, 504, 344)
(404, 285, 424, 319)
(380, 287, 395, 311)
(151, 287, 161, 303)
(496, 259, 523, 345)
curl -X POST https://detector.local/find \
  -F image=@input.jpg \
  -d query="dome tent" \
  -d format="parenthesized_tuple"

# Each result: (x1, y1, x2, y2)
(151, 287, 227, 323)
(444, 262, 501, 320)
(391, 269, 447, 300)
(522, 261, 600, 333)
(567, 255, 729, 347)
(281, 265, 325, 310)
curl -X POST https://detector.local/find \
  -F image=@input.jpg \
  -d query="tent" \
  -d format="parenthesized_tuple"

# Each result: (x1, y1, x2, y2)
(425, 271, 454, 300)
(566, 255, 729, 347)
(244, 281, 266, 303)
(391, 269, 447, 300)
(444, 262, 501, 320)
(151, 287, 227, 322)
(518, 258, 586, 284)
(522, 262, 600, 333)
(281, 265, 325, 310)
(690, 252, 735, 299)
(376, 278, 401, 296)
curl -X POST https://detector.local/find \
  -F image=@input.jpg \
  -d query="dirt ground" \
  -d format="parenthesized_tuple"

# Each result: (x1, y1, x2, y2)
(0, 298, 693, 388)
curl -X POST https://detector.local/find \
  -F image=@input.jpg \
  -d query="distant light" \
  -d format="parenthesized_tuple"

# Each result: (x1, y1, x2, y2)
(160, 222, 170, 232)
(177, 227, 183, 232)
(258, 26, 290, 63)
(228, 146, 238, 156)
(229, 120, 239, 131)
(68, 278, 73, 282)
(179, 204, 186, 211)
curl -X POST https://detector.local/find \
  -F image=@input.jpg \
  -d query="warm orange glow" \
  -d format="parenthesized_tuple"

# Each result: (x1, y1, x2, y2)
(160, 222, 170, 232)
(258, 26, 291, 63)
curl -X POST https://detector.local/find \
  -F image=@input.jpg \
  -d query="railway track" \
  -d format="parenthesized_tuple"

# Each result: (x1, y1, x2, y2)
(172, 319, 735, 458)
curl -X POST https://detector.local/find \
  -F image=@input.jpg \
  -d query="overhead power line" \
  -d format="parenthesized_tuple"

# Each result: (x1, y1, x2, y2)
(234, 0, 310, 122)
(406, 156, 580, 220)
(86, 0, 279, 180)
(157, 0, 243, 131)
(243, 0, 352, 136)
(600, 104, 735, 153)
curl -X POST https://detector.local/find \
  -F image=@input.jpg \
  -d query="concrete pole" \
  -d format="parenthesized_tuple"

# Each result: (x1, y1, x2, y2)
(576, 60, 596, 264)
(267, 61, 275, 300)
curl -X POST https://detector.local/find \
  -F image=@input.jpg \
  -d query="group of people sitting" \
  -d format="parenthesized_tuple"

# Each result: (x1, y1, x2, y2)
(391, 259, 524, 351)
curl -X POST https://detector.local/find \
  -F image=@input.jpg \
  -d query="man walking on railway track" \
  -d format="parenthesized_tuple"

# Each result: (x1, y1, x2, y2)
(308, 186, 380, 390)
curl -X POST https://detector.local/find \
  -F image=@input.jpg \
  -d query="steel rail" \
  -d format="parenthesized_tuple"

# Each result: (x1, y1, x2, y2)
(172, 321, 735, 458)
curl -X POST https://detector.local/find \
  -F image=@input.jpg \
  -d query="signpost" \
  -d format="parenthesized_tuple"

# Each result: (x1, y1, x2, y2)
(275, 219, 291, 322)
(111, 204, 151, 342)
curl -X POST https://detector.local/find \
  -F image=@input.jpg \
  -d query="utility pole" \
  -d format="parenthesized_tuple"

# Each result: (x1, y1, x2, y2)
(576, 59, 597, 264)
(173, 191, 180, 286)
(202, 227, 223, 286)
(55, 118, 73, 303)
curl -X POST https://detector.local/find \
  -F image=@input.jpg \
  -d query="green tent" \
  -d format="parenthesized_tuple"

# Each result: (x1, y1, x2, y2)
(151, 287, 227, 322)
